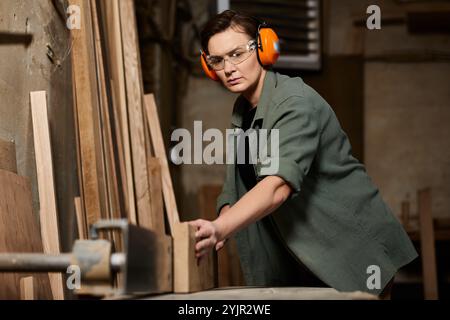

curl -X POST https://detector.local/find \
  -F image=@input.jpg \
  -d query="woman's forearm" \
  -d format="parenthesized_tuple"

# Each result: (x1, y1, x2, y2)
(214, 176, 292, 240)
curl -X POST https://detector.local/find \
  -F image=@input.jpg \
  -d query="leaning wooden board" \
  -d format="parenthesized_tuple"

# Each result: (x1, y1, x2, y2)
(20, 277, 36, 300)
(69, 0, 105, 227)
(30, 91, 65, 300)
(119, 0, 152, 227)
(144, 94, 214, 293)
(91, 0, 121, 224)
(146, 158, 165, 232)
(144, 94, 180, 231)
(0, 169, 52, 300)
(101, 0, 137, 224)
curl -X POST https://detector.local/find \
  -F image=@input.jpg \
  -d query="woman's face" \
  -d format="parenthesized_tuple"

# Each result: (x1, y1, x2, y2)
(208, 27, 263, 94)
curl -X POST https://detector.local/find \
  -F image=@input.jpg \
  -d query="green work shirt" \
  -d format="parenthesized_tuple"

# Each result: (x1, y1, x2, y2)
(216, 70, 418, 295)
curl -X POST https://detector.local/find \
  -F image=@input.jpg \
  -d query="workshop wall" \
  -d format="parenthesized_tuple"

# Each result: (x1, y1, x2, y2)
(0, 1, 78, 251)
(327, 0, 450, 219)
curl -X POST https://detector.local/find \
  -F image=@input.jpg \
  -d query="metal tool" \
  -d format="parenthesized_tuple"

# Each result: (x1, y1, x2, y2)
(0, 219, 172, 297)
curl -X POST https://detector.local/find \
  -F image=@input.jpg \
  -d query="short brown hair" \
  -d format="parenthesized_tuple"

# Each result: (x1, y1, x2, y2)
(200, 10, 259, 55)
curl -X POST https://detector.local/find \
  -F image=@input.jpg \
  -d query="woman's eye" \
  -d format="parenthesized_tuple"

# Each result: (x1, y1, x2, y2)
(209, 58, 221, 65)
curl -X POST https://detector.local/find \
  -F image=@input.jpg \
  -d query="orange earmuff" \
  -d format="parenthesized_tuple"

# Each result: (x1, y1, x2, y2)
(257, 27, 280, 66)
(200, 51, 220, 81)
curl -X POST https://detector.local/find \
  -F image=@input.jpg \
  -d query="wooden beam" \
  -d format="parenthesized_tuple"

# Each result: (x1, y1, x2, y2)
(144, 94, 180, 233)
(86, 0, 110, 223)
(143, 157, 166, 232)
(69, 0, 104, 227)
(30, 91, 65, 300)
(173, 223, 214, 293)
(20, 277, 36, 300)
(418, 188, 439, 300)
(74, 197, 87, 240)
(109, 78, 131, 221)
(0, 138, 17, 173)
(152, 233, 174, 294)
(71, 52, 88, 236)
(119, 0, 152, 227)
(90, 0, 111, 222)
(102, 0, 137, 224)
(143, 157, 173, 294)
(91, 0, 121, 223)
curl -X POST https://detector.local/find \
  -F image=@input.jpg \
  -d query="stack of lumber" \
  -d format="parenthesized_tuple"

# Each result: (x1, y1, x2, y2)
(68, 0, 214, 295)
(0, 0, 213, 300)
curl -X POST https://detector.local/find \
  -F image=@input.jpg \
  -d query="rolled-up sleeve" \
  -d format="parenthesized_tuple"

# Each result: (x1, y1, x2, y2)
(255, 95, 320, 196)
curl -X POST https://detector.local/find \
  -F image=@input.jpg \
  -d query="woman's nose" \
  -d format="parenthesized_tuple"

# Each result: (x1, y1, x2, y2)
(223, 59, 236, 75)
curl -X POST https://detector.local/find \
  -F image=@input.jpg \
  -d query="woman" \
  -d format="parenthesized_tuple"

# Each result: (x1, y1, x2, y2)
(189, 10, 417, 297)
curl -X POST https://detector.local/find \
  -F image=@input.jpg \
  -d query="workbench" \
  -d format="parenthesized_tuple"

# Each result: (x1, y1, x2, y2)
(129, 287, 378, 300)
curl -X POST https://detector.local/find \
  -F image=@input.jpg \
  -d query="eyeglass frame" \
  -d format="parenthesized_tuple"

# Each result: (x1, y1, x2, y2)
(204, 39, 258, 71)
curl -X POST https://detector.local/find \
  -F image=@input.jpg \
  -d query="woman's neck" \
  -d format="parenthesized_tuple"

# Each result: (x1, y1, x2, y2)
(243, 69, 267, 108)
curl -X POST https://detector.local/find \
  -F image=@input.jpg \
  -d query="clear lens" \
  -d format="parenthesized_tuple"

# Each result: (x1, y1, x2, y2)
(207, 40, 257, 71)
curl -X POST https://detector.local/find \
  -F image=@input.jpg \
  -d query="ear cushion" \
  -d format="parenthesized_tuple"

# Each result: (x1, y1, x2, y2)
(258, 28, 280, 66)
(200, 52, 220, 81)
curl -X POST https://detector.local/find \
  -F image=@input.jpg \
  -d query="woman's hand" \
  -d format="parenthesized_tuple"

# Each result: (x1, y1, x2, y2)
(189, 219, 226, 259)
(189, 177, 291, 260)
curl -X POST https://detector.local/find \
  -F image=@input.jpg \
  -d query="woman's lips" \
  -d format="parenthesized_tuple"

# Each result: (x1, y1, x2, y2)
(228, 77, 242, 86)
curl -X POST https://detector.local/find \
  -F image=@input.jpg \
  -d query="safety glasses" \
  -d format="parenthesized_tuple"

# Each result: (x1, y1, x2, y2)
(206, 39, 257, 71)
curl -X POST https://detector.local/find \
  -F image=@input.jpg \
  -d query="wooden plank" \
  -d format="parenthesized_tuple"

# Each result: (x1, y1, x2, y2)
(109, 78, 130, 220)
(69, 0, 104, 227)
(140, 157, 165, 232)
(143, 157, 173, 294)
(74, 197, 87, 240)
(71, 50, 88, 236)
(86, 0, 109, 223)
(418, 188, 439, 300)
(153, 233, 174, 294)
(144, 94, 180, 233)
(102, 0, 137, 224)
(20, 277, 36, 300)
(30, 91, 65, 300)
(0, 138, 17, 173)
(119, 0, 152, 226)
(29, 92, 64, 297)
(173, 223, 214, 293)
(91, 0, 121, 223)
(0, 169, 52, 300)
